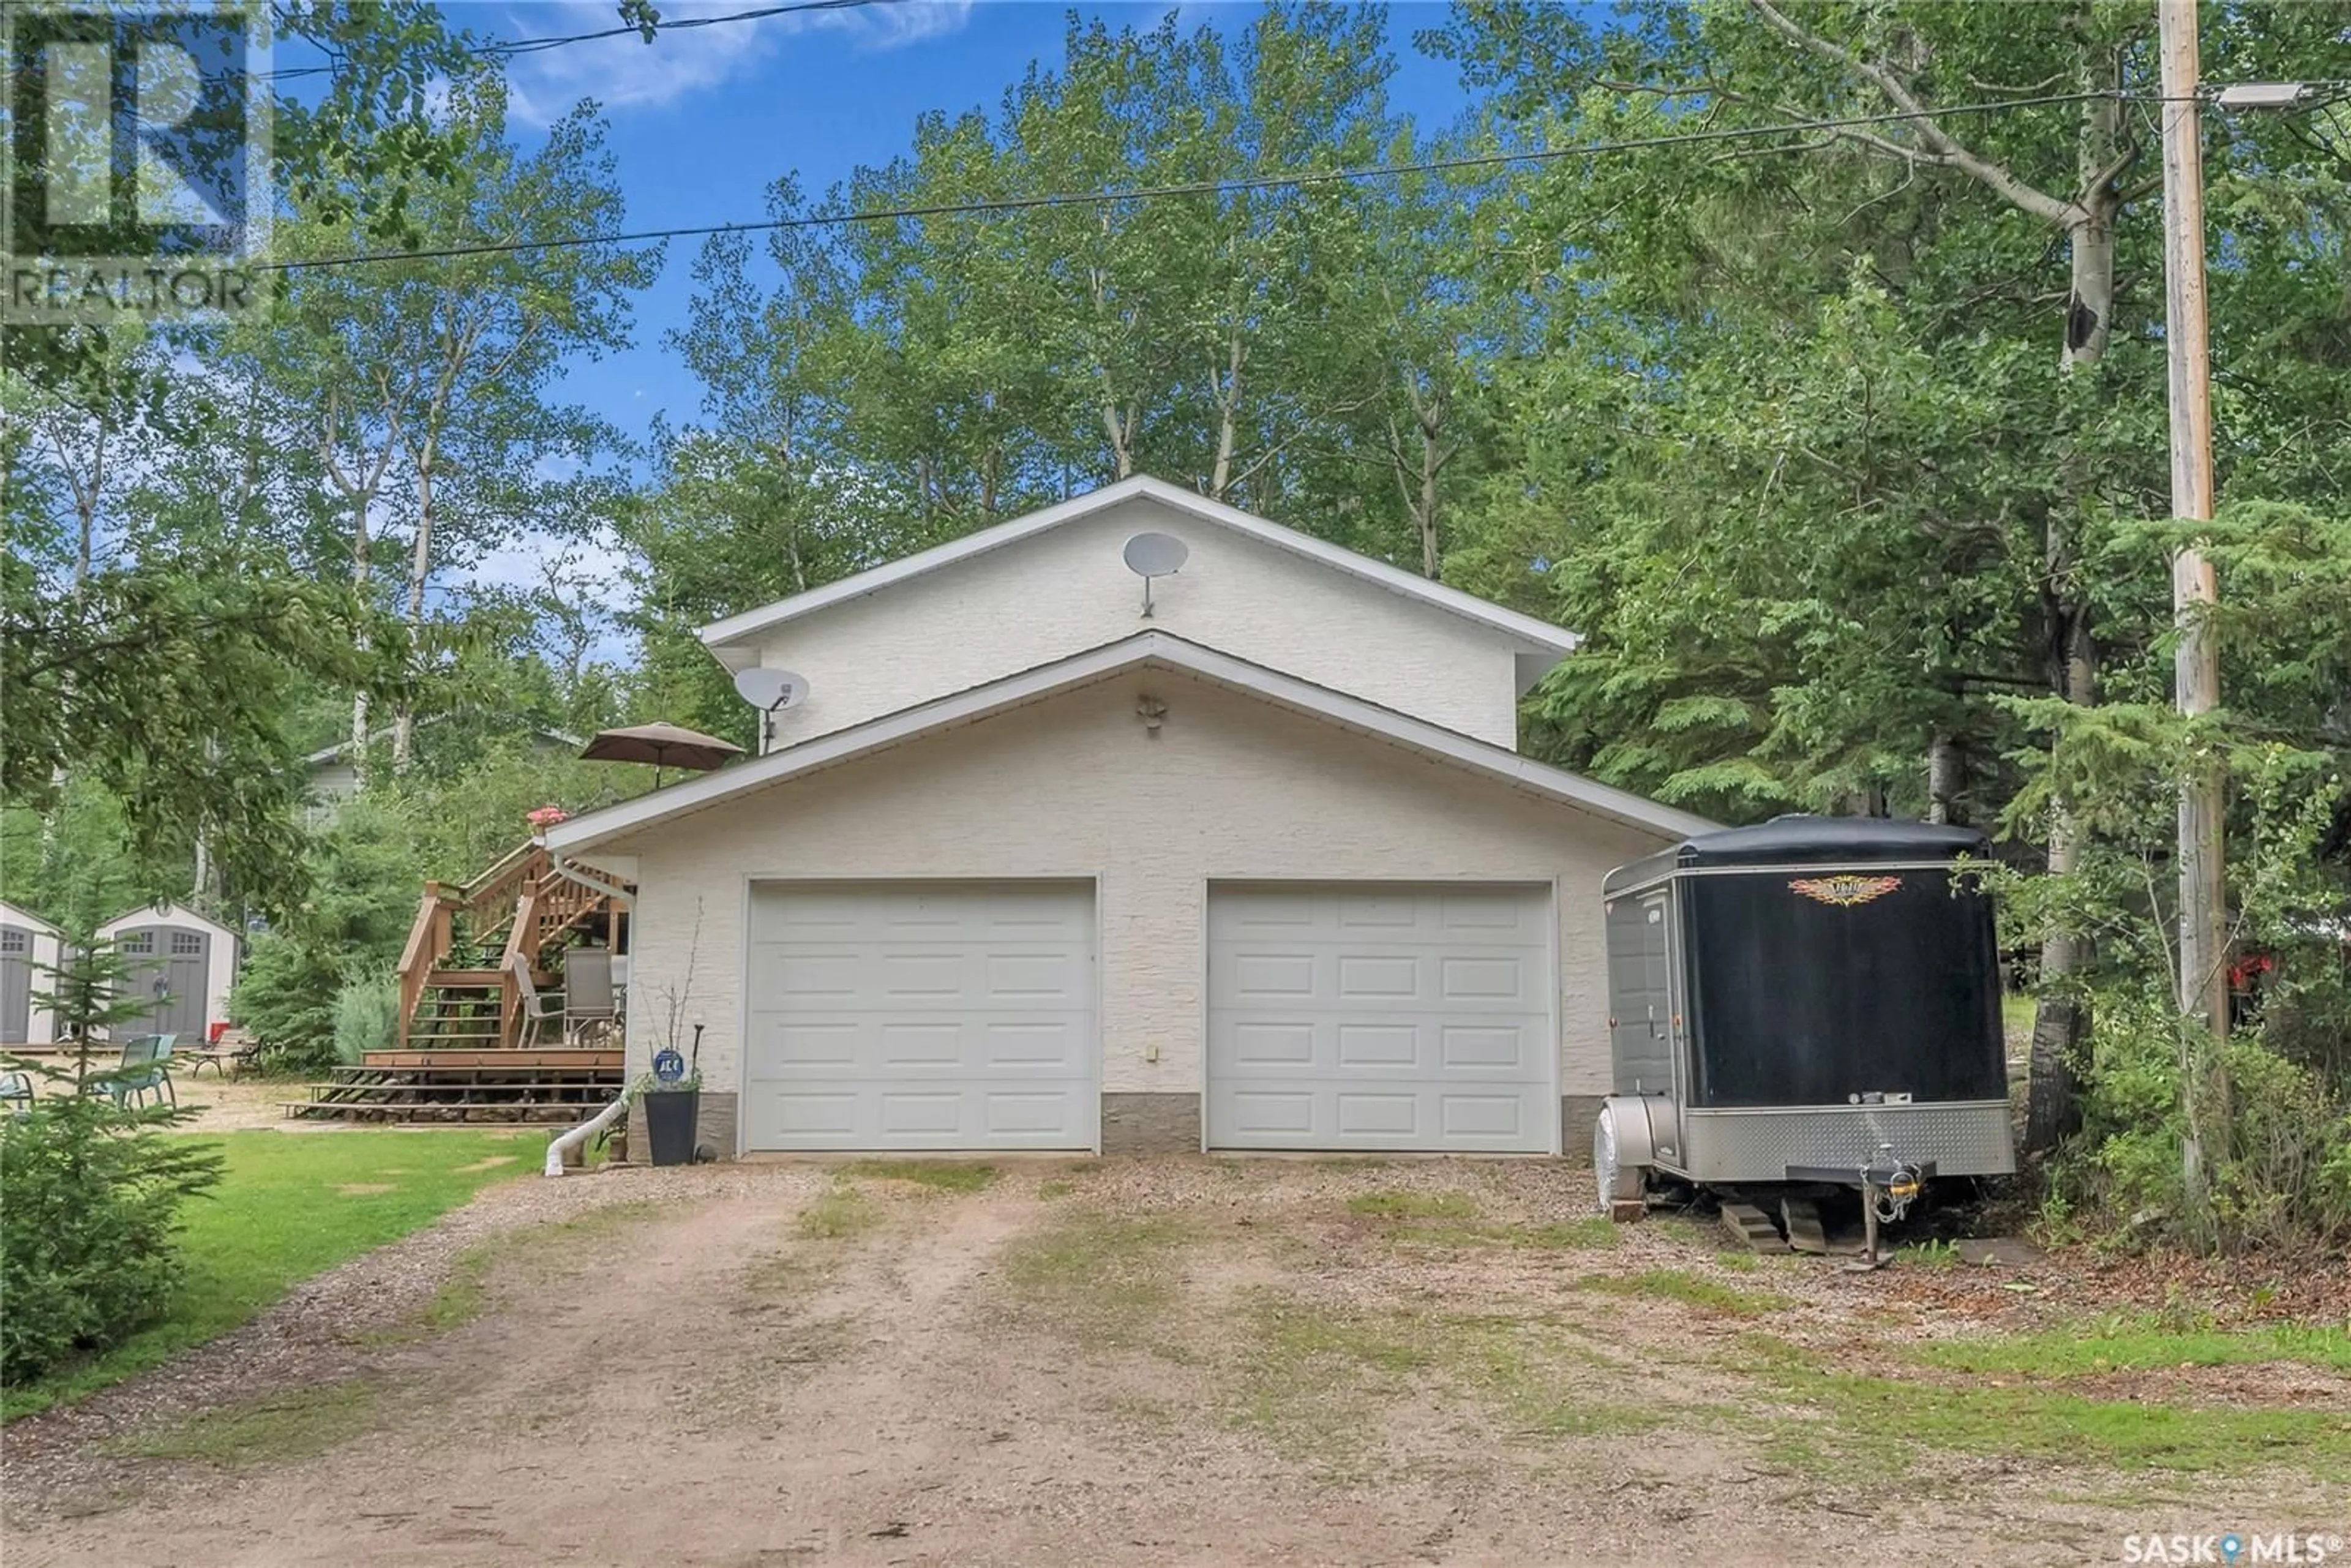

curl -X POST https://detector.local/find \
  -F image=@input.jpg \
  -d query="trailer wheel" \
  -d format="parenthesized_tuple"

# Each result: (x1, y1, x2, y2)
(1593, 1105, 1648, 1220)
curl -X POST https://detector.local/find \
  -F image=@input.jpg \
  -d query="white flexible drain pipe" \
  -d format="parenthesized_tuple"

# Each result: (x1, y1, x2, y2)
(546, 1092, 630, 1177)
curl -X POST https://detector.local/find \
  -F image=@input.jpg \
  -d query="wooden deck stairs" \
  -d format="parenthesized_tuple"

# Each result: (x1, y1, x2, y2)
(283, 1048, 625, 1125)
(288, 839, 631, 1124)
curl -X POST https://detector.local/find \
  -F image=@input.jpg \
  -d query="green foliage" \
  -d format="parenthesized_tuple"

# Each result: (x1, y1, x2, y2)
(228, 935, 344, 1071)
(2, 936, 223, 1388)
(331, 972, 400, 1066)
(0, 1094, 224, 1386)
(4, 1130, 534, 1418)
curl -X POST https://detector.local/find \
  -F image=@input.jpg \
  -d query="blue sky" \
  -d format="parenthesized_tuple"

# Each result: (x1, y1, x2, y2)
(473, 1, 1479, 445)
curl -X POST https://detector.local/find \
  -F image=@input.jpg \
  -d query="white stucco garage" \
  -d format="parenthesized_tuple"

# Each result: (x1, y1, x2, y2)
(546, 479, 1716, 1157)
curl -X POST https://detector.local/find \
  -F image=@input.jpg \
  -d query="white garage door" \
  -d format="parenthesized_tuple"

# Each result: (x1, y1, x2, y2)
(1207, 884, 1554, 1153)
(743, 883, 1096, 1151)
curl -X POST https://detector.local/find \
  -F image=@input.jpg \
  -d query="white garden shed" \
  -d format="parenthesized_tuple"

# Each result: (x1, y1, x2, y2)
(97, 903, 242, 1042)
(0, 899, 65, 1046)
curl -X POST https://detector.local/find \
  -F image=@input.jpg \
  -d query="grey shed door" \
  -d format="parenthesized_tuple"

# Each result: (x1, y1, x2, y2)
(118, 927, 208, 1038)
(0, 926, 31, 1042)
(1207, 884, 1555, 1153)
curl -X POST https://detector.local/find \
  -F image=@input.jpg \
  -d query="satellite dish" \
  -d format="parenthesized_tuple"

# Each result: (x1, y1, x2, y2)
(732, 667, 808, 712)
(1122, 531, 1188, 617)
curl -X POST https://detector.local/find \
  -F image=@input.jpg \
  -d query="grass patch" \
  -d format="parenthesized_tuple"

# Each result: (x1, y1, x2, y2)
(1395, 1217, 1624, 1251)
(1037, 1179, 1076, 1199)
(1231, 1296, 1659, 1471)
(1736, 1336, 2351, 1482)
(844, 1159, 996, 1193)
(399, 1201, 659, 1340)
(1914, 1318, 2351, 1378)
(1752, 1339, 2351, 1478)
(1573, 1268, 1793, 1318)
(1899, 1239, 1963, 1271)
(111, 1378, 388, 1466)
(798, 1185, 877, 1240)
(1346, 1190, 1475, 1220)
(997, 1207, 1200, 1351)
(5, 1130, 538, 1420)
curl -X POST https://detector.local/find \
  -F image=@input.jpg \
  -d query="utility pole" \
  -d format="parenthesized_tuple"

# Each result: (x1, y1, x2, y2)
(2159, 0, 2227, 1041)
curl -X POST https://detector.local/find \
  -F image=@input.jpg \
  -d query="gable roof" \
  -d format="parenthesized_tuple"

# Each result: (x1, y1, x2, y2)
(547, 630, 1717, 853)
(0, 899, 59, 936)
(98, 902, 242, 942)
(697, 475, 1582, 673)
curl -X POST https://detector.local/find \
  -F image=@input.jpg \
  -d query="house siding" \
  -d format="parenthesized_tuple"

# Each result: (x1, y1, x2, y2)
(606, 669, 1668, 1153)
(735, 497, 1526, 752)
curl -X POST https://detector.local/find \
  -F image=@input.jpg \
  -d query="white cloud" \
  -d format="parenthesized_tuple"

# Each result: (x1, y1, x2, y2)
(493, 0, 977, 126)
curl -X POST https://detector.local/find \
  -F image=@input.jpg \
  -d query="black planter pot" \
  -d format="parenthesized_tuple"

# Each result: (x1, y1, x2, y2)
(643, 1090, 700, 1167)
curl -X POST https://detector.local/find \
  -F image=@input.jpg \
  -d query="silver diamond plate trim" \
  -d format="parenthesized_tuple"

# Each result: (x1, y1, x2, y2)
(1677, 1102, 2014, 1182)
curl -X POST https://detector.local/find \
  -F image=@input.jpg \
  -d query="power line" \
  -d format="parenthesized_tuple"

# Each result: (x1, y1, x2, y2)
(259, 89, 2135, 274)
(248, 0, 898, 85)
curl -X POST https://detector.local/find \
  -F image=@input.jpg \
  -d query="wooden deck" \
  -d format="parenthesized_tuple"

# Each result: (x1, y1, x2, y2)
(287, 1048, 626, 1125)
(361, 1048, 623, 1071)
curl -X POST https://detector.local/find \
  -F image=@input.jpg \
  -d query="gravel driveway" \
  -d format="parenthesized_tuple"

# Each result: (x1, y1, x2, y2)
(5, 1158, 2342, 1567)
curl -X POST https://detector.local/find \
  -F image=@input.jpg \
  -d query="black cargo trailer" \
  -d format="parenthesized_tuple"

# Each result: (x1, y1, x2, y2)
(1594, 817, 2015, 1228)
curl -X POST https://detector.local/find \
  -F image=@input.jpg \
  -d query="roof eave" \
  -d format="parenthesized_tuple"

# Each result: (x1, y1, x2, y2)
(548, 631, 1711, 853)
(694, 476, 1581, 661)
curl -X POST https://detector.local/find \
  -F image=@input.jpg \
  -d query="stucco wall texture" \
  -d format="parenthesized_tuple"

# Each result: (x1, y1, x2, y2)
(606, 668, 1670, 1153)
(733, 497, 1528, 753)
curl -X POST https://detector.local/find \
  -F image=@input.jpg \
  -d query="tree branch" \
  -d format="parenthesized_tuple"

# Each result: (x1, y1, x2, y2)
(1746, 0, 2082, 228)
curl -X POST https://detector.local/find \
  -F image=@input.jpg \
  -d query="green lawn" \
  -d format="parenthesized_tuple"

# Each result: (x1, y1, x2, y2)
(3, 1130, 539, 1420)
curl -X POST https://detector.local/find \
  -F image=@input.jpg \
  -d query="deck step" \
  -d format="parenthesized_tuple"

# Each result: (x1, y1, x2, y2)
(280, 1103, 587, 1125)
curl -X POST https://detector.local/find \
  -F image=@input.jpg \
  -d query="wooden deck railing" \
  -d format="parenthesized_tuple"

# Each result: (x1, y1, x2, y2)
(396, 835, 636, 1052)
(395, 883, 459, 1049)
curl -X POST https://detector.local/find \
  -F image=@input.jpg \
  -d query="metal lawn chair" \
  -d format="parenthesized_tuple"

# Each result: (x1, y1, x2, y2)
(0, 1070, 33, 1116)
(511, 956, 564, 1050)
(563, 948, 617, 1046)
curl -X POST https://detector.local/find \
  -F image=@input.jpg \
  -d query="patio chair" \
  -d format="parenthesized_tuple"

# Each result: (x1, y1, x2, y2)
(563, 948, 617, 1046)
(0, 1070, 34, 1116)
(510, 955, 565, 1050)
(85, 1034, 177, 1109)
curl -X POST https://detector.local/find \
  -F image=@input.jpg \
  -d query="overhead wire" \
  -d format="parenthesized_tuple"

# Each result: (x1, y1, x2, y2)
(241, 0, 901, 85)
(257, 88, 2139, 274)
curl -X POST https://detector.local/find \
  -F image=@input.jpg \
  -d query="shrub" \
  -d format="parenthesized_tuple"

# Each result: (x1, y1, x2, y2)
(331, 971, 400, 1065)
(2066, 986, 2351, 1251)
(228, 934, 342, 1071)
(0, 1092, 223, 1386)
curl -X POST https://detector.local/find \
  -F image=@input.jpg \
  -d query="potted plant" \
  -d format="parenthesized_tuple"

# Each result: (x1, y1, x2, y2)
(639, 1019, 705, 1166)
(636, 1067, 700, 1166)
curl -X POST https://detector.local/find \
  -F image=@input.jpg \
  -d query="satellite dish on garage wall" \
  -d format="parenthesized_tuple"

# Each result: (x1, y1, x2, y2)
(732, 667, 808, 751)
(732, 667, 806, 712)
(1122, 531, 1188, 618)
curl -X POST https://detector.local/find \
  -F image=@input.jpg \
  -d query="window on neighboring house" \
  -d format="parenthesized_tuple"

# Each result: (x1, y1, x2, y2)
(171, 932, 204, 956)
(0, 931, 25, 953)
(118, 933, 154, 955)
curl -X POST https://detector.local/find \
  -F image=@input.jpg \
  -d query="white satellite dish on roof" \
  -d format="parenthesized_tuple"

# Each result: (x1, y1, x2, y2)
(1122, 531, 1188, 618)
(733, 667, 808, 751)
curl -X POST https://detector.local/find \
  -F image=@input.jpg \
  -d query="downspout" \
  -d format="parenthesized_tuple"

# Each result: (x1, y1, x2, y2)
(546, 1090, 630, 1177)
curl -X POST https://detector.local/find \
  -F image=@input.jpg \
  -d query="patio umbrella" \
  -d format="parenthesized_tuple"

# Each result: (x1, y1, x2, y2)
(579, 722, 744, 787)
